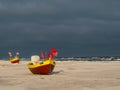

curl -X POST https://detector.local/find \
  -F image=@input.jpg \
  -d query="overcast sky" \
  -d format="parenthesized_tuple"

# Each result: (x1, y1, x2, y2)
(0, 0, 120, 58)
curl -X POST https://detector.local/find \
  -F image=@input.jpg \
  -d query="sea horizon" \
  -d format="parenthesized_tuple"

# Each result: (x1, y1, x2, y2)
(1, 56, 120, 61)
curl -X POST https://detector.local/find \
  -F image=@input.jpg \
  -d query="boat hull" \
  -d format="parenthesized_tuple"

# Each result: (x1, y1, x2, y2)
(10, 58, 20, 63)
(27, 60, 55, 74)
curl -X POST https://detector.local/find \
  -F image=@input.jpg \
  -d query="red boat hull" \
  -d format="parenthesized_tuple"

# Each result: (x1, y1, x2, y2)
(28, 64, 55, 74)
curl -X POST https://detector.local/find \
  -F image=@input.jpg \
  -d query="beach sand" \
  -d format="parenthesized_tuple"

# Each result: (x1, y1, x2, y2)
(0, 60, 120, 90)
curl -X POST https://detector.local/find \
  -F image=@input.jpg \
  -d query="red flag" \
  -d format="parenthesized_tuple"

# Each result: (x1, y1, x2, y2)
(41, 52, 46, 59)
(48, 52, 53, 60)
(51, 47, 58, 56)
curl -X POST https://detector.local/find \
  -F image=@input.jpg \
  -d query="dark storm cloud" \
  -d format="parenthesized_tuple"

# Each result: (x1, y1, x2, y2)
(0, 0, 120, 57)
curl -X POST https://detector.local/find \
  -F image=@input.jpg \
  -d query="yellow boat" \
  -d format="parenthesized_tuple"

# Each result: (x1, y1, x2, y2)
(8, 51, 20, 63)
(10, 57, 20, 63)
(27, 60, 56, 74)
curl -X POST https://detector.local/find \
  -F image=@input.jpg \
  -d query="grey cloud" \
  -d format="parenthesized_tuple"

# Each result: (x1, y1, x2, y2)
(0, 0, 120, 57)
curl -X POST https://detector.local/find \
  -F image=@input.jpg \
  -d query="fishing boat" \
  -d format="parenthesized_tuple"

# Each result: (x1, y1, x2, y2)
(10, 57, 20, 63)
(27, 59, 56, 74)
(27, 47, 58, 74)
(8, 51, 20, 63)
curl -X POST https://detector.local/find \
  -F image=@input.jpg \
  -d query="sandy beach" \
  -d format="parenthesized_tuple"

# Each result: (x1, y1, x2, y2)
(0, 60, 120, 90)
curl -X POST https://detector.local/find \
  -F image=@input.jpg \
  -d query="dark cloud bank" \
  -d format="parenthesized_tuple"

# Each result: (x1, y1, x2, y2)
(0, 0, 120, 58)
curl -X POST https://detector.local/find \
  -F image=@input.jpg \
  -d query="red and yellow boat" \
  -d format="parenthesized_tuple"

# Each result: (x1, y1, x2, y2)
(27, 59, 56, 74)
(10, 57, 20, 63)
(28, 47, 58, 74)
(8, 51, 20, 63)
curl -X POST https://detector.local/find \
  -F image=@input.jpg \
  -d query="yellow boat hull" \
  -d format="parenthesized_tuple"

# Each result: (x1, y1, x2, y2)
(10, 58, 20, 63)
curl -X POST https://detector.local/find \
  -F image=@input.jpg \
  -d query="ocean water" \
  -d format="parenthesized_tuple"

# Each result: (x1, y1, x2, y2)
(2, 56, 120, 61)
(55, 57, 120, 61)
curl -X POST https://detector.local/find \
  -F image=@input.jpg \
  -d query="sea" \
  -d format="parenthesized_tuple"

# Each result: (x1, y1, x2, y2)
(2, 56, 120, 61)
